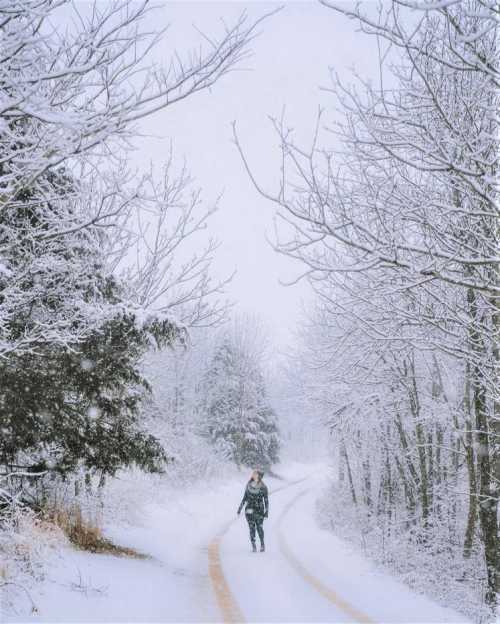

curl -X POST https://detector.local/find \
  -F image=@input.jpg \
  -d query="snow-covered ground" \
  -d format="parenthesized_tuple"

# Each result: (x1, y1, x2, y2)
(7, 462, 471, 623)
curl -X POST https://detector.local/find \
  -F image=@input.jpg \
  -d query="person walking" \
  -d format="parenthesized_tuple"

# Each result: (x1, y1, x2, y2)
(237, 469, 269, 552)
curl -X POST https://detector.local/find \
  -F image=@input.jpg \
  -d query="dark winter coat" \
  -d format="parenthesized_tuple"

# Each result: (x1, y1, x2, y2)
(238, 480, 269, 518)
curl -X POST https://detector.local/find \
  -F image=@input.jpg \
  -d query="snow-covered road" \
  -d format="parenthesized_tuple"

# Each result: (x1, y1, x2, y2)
(211, 469, 469, 623)
(9, 463, 471, 623)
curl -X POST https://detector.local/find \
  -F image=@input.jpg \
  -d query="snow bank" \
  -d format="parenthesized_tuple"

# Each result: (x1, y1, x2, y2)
(0, 509, 68, 618)
(317, 480, 489, 623)
(4, 464, 249, 622)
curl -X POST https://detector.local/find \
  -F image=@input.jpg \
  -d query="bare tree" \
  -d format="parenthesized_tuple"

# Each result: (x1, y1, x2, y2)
(0, 1, 277, 356)
(235, 0, 498, 612)
(105, 157, 232, 328)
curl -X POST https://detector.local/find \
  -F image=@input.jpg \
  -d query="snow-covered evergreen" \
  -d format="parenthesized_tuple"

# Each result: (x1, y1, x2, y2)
(202, 333, 280, 470)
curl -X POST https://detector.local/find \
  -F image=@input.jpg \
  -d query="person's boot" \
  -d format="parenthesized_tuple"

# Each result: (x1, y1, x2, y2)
(260, 543, 265, 552)
(252, 542, 257, 553)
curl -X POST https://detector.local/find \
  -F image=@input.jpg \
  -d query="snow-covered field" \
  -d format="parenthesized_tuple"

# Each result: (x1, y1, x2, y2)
(5, 462, 472, 623)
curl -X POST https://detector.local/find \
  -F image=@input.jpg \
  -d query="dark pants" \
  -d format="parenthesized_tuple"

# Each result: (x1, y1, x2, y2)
(246, 512, 264, 545)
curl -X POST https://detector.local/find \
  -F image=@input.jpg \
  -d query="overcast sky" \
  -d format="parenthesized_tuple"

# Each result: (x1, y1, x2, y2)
(130, 1, 380, 350)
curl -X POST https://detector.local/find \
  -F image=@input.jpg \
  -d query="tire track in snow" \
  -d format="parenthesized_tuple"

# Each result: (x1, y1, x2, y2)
(278, 490, 374, 624)
(208, 522, 246, 623)
(207, 476, 311, 623)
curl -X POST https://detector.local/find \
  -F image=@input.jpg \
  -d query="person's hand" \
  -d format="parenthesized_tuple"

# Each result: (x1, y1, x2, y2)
(264, 511, 268, 518)
(237, 509, 241, 516)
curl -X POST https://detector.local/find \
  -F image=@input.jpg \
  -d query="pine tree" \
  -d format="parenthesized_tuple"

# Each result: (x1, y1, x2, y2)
(202, 336, 280, 469)
(0, 164, 178, 486)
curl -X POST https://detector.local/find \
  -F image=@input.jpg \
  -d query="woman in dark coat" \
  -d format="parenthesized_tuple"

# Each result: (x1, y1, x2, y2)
(237, 469, 269, 552)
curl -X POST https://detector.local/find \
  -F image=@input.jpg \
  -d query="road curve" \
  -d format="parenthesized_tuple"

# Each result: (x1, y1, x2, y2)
(207, 477, 309, 623)
(207, 474, 375, 623)
(206, 468, 469, 624)
(277, 490, 374, 624)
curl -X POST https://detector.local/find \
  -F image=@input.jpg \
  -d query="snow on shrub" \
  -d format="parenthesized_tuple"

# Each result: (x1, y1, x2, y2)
(0, 507, 67, 616)
(317, 482, 490, 624)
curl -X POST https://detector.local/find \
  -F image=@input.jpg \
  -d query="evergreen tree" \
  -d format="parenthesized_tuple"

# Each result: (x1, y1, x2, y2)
(0, 163, 179, 486)
(202, 336, 280, 469)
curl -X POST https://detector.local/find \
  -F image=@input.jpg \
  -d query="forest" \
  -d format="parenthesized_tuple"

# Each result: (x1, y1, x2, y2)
(0, 1, 498, 623)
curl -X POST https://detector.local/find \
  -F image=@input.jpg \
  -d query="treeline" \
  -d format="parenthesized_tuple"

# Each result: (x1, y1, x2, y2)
(238, 0, 498, 618)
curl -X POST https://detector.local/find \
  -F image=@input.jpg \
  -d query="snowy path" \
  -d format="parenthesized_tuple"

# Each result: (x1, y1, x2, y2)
(211, 470, 470, 623)
(9, 464, 471, 623)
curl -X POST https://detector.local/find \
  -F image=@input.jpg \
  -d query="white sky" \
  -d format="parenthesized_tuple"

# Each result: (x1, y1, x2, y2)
(129, 1, 380, 350)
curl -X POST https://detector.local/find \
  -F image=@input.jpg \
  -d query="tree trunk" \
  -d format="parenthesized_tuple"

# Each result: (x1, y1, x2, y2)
(341, 438, 357, 506)
(474, 363, 497, 607)
(468, 286, 498, 608)
(407, 356, 429, 527)
(394, 410, 419, 490)
(394, 455, 416, 527)
(463, 363, 477, 559)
